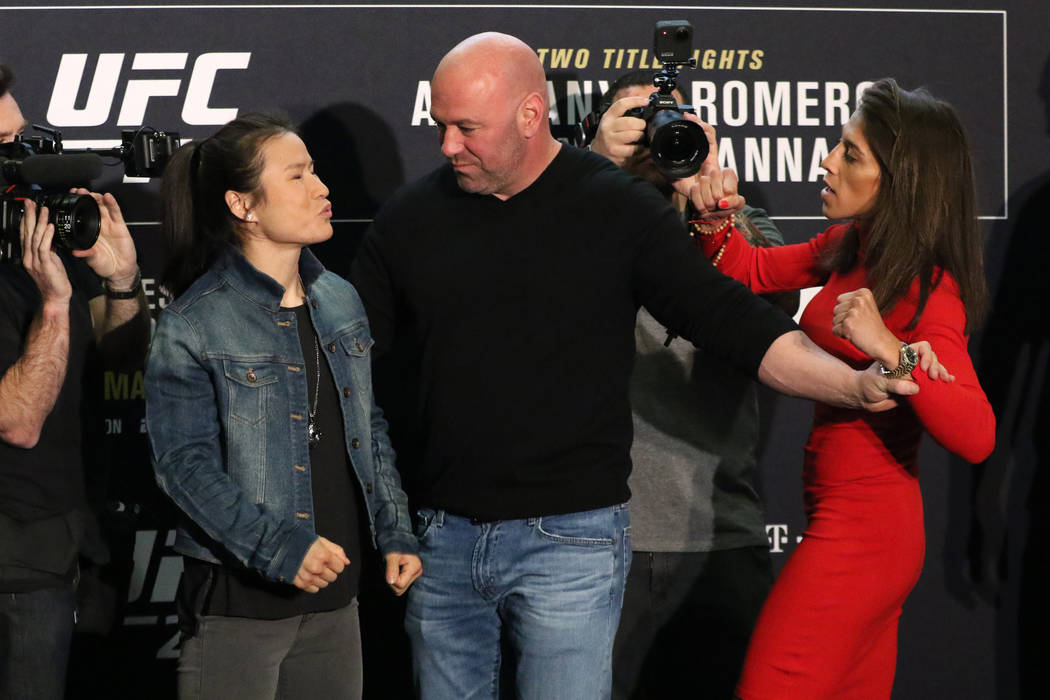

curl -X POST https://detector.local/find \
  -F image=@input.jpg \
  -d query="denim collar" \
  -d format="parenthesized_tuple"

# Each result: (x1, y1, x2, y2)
(213, 244, 325, 312)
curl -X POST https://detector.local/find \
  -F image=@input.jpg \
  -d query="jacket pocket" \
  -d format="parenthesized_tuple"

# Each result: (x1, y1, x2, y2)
(339, 330, 375, 358)
(224, 361, 280, 426)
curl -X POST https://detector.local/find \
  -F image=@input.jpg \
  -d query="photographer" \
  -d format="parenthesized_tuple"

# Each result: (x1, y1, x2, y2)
(0, 62, 148, 700)
(589, 70, 798, 700)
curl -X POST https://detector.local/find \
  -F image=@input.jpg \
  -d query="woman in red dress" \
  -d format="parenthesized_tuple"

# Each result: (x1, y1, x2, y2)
(685, 78, 995, 698)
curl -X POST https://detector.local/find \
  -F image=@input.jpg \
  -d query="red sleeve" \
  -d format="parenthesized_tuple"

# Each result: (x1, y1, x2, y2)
(905, 277, 995, 463)
(698, 221, 849, 293)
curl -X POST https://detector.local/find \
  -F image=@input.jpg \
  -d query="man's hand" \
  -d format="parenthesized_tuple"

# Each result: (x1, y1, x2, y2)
(671, 116, 745, 218)
(293, 536, 350, 593)
(20, 200, 72, 306)
(758, 330, 920, 412)
(855, 361, 919, 412)
(385, 552, 423, 596)
(589, 94, 649, 166)
(69, 189, 138, 287)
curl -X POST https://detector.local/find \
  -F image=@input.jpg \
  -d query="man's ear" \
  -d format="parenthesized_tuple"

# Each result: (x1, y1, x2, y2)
(519, 92, 545, 138)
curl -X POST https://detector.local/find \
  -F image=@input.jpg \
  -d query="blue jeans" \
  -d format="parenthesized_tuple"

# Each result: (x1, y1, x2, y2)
(0, 582, 77, 700)
(405, 505, 631, 700)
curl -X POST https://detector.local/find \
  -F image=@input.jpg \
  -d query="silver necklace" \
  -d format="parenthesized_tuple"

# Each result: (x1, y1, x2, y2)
(300, 275, 322, 448)
(307, 332, 322, 448)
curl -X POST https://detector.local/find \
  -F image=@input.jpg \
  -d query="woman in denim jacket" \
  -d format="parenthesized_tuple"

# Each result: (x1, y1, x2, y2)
(144, 114, 420, 700)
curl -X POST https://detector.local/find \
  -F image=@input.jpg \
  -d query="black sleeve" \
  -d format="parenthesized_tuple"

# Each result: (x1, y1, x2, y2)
(349, 220, 397, 357)
(0, 269, 35, 374)
(632, 205, 797, 379)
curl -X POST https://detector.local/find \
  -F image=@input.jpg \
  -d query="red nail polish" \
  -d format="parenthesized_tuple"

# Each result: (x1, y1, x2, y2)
(718, 199, 730, 209)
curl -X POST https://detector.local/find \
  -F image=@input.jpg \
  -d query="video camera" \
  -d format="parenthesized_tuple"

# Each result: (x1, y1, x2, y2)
(583, 20, 709, 179)
(1, 124, 179, 256)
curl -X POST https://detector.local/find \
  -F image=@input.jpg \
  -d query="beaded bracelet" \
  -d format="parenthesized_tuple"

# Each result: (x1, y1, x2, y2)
(690, 214, 734, 238)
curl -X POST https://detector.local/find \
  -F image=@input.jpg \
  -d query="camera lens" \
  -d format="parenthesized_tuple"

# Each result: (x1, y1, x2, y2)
(35, 194, 101, 250)
(647, 110, 709, 179)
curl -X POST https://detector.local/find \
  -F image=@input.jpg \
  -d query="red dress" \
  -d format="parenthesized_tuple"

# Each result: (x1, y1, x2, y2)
(700, 223, 995, 699)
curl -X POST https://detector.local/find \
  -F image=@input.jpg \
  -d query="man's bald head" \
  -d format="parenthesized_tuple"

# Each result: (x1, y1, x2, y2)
(435, 32, 548, 105)
(430, 32, 559, 200)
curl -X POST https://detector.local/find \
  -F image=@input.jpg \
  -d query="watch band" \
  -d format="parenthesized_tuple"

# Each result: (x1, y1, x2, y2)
(103, 269, 142, 300)
(880, 341, 917, 378)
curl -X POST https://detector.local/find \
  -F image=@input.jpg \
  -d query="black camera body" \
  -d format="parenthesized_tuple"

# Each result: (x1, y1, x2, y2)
(1, 124, 179, 258)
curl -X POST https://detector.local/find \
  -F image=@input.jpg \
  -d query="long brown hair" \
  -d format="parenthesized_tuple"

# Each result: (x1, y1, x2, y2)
(825, 79, 987, 333)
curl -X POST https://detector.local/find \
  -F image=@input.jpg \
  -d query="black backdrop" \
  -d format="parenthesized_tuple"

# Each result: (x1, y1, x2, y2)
(2, 1, 1047, 698)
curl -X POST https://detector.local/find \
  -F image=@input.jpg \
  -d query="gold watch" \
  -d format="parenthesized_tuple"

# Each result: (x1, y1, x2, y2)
(879, 341, 917, 378)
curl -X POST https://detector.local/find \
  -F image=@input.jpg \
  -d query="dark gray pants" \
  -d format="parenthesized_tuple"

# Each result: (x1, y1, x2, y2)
(177, 598, 363, 700)
(612, 547, 773, 700)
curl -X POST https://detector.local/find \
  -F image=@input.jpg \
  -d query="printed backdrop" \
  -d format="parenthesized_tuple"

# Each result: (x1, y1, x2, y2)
(2, 1, 1047, 698)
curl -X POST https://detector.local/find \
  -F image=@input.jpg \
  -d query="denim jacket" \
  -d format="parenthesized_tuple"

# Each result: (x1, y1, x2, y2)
(145, 247, 417, 585)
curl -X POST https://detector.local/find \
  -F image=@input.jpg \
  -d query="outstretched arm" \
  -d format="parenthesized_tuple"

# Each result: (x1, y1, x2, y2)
(757, 329, 918, 411)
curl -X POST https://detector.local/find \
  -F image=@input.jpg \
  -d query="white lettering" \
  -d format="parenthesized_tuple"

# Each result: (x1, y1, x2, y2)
(723, 80, 748, 127)
(825, 81, 850, 125)
(117, 53, 187, 126)
(565, 81, 594, 125)
(411, 81, 433, 126)
(546, 82, 560, 124)
(755, 81, 790, 126)
(796, 81, 820, 126)
(766, 524, 789, 553)
(777, 137, 803, 182)
(48, 53, 124, 127)
(182, 52, 250, 125)
(691, 81, 717, 125)
(809, 137, 831, 181)
(744, 137, 770, 181)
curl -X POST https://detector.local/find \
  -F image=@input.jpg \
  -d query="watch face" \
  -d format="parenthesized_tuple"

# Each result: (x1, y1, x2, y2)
(902, 345, 918, 365)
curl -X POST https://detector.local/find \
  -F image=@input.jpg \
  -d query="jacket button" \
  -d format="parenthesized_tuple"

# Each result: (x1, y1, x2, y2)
(328, 343, 337, 353)
(365, 483, 373, 494)
(351, 438, 360, 448)
(311, 299, 318, 308)
(343, 387, 352, 398)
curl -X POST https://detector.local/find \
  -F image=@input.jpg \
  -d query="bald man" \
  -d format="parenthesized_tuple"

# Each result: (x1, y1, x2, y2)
(350, 32, 916, 700)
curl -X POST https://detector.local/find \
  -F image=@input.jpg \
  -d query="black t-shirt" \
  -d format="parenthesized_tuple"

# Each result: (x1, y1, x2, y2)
(179, 303, 366, 620)
(351, 144, 797, 521)
(0, 257, 96, 521)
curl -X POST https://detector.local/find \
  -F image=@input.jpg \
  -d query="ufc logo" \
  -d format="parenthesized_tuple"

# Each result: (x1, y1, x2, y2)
(47, 52, 251, 127)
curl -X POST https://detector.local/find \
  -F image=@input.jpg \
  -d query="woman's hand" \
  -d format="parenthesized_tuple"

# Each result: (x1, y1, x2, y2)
(832, 288, 902, 367)
(293, 536, 350, 593)
(385, 552, 423, 596)
(671, 116, 745, 218)
(911, 340, 955, 382)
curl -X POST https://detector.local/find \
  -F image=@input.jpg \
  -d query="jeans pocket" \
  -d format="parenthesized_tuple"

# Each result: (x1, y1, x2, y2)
(535, 509, 616, 547)
(414, 508, 439, 542)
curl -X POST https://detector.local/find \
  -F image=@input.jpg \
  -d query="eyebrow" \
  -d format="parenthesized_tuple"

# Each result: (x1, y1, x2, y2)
(284, 159, 313, 171)
(842, 137, 864, 155)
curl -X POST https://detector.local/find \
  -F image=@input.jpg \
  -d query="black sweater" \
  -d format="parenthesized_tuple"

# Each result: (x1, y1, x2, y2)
(351, 145, 795, 521)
